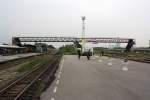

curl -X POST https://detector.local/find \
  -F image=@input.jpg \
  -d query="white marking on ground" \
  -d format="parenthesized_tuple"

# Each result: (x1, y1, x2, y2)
(51, 97, 55, 100)
(58, 75, 60, 79)
(120, 59, 124, 62)
(59, 71, 62, 74)
(59, 62, 61, 66)
(122, 67, 128, 71)
(121, 60, 129, 71)
(92, 57, 95, 60)
(59, 58, 64, 73)
(98, 59, 102, 62)
(95, 56, 99, 58)
(107, 62, 112, 66)
(60, 66, 63, 72)
(53, 86, 58, 93)
(56, 80, 60, 85)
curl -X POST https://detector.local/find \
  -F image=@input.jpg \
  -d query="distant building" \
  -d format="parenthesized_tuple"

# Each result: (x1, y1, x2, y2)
(23, 44, 36, 53)
(0, 44, 26, 55)
(35, 43, 48, 53)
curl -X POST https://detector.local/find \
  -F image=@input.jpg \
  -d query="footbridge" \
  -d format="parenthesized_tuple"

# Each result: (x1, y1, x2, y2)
(12, 37, 135, 46)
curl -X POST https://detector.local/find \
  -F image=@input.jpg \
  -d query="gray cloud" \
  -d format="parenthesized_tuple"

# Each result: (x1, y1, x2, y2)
(0, 0, 150, 47)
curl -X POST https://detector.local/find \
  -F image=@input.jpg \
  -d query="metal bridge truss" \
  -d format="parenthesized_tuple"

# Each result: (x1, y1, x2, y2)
(12, 37, 135, 45)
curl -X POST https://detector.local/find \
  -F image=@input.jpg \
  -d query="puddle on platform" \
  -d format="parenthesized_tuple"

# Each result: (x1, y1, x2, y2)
(107, 62, 112, 66)
(107, 58, 113, 66)
(92, 57, 95, 60)
(98, 59, 102, 62)
(121, 59, 129, 71)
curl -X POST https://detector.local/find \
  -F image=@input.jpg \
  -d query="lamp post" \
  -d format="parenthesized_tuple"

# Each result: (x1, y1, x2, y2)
(149, 40, 150, 48)
(81, 16, 86, 52)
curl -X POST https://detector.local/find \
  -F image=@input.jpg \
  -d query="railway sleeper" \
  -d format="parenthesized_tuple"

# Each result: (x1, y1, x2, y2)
(0, 55, 62, 100)
(0, 97, 17, 100)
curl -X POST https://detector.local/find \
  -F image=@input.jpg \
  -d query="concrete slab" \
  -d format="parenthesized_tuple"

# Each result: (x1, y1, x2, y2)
(41, 55, 150, 100)
(0, 53, 41, 63)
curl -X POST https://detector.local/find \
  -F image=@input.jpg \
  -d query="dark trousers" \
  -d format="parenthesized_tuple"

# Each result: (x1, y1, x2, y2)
(77, 50, 81, 59)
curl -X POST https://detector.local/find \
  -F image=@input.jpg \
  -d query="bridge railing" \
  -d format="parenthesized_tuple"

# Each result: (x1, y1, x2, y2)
(12, 37, 135, 46)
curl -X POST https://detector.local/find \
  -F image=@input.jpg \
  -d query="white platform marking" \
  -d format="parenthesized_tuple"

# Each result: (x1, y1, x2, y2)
(59, 71, 62, 74)
(98, 59, 102, 62)
(95, 56, 99, 58)
(56, 80, 60, 85)
(122, 67, 128, 71)
(107, 62, 112, 66)
(121, 60, 129, 71)
(51, 98, 55, 100)
(58, 74, 60, 78)
(53, 86, 58, 93)
(92, 57, 95, 60)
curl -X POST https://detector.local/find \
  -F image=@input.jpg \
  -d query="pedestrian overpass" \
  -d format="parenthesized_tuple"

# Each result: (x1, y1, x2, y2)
(12, 37, 135, 46)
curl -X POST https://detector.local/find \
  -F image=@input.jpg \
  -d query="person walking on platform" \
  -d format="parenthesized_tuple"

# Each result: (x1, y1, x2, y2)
(87, 49, 91, 60)
(101, 50, 104, 56)
(75, 41, 82, 59)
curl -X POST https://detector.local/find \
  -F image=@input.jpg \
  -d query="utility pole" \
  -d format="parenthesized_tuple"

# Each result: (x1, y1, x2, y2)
(81, 16, 86, 52)
(149, 40, 150, 48)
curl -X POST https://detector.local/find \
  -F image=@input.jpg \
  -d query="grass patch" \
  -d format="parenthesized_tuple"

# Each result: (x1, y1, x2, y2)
(17, 55, 50, 73)
(59, 44, 77, 55)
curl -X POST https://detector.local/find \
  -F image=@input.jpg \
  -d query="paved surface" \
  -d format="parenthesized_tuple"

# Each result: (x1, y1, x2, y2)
(0, 53, 41, 63)
(41, 55, 150, 100)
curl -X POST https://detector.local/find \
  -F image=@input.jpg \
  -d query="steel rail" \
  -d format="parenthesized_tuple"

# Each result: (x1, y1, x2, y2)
(0, 55, 61, 100)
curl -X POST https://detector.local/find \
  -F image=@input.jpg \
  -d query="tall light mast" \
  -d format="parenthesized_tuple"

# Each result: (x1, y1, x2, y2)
(81, 16, 86, 52)
(149, 40, 150, 48)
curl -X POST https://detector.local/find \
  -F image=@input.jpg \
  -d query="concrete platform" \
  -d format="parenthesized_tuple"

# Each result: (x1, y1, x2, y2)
(0, 53, 42, 63)
(41, 55, 150, 100)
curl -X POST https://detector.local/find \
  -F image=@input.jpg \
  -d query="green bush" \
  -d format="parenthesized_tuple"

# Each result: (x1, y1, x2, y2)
(59, 45, 77, 55)
(17, 55, 49, 73)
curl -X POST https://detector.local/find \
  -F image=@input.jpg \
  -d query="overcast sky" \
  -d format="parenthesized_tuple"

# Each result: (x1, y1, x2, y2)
(0, 0, 150, 47)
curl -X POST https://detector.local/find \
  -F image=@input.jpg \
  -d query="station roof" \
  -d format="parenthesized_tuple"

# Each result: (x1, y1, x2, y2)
(0, 45, 26, 49)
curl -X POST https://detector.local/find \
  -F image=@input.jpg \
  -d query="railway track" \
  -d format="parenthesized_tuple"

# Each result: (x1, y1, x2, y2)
(105, 52, 150, 63)
(0, 54, 43, 70)
(0, 54, 62, 100)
